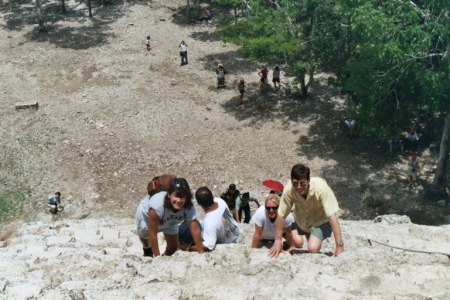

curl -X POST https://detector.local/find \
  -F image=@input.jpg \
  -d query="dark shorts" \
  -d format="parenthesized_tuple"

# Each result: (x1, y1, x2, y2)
(239, 89, 245, 95)
(260, 77, 267, 83)
(178, 221, 202, 244)
(296, 222, 332, 241)
(272, 77, 280, 83)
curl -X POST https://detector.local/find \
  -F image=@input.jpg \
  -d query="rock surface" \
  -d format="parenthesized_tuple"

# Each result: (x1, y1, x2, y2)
(1, 215, 450, 299)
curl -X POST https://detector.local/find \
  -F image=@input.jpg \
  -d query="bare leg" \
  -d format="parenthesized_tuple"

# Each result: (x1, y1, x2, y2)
(306, 235, 323, 253)
(292, 229, 304, 248)
(139, 237, 150, 248)
(163, 233, 179, 256)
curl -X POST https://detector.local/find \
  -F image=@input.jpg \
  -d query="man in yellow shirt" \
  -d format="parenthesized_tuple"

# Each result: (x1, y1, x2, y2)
(268, 163, 345, 257)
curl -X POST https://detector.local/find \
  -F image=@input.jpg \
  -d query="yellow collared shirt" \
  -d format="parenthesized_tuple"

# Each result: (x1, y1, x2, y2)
(278, 177, 340, 233)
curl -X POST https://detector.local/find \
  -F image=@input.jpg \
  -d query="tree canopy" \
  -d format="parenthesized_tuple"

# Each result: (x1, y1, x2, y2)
(216, 0, 450, 140)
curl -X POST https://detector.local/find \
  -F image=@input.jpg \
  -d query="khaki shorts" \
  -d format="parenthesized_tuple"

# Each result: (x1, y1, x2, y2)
(296, 222, 332, 241)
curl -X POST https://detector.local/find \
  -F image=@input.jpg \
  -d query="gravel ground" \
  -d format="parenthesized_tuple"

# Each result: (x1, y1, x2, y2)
(1, 0, 448, 223)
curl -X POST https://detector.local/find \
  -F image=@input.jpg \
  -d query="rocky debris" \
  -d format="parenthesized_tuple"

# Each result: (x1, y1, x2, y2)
(1, 215, 450, 299)
(14, 102, 39, 111)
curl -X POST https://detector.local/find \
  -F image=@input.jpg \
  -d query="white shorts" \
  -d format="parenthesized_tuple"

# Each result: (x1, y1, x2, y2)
(136, 218, 178, 240)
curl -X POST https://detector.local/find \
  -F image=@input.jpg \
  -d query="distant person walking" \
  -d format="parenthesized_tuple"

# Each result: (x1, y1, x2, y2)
(237, 78, 245, 105)
(258, 66, 268, 84)
(407, 153, 419, 189)
(216, 64, 226, 88)
(145, 35, 151, 51)
(272, 66, 280, 90)
(179, 40, 188, 65)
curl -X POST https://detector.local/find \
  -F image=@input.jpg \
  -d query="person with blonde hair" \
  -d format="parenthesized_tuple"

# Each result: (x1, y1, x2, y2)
(250, 193, 303, 251)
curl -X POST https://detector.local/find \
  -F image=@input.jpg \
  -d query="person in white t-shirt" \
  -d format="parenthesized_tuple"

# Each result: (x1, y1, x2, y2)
(179, 40, 188, 65)
(135, 178, 203, 257)
(250, 193, 303, 251)
(179, 186, 240, 252)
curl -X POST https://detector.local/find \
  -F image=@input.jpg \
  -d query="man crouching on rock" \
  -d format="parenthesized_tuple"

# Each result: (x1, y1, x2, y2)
(179, 186, 240, 252)
(268, 163, 345, 258)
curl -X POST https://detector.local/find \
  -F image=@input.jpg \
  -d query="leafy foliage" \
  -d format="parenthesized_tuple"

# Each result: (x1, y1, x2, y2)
(215, 0, 449, 140)
(0, 188, 31, 222)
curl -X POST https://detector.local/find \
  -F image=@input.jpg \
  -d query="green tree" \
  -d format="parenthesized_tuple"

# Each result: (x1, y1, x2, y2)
(333, 0, 450, 139)
(216, 0, 318, 97)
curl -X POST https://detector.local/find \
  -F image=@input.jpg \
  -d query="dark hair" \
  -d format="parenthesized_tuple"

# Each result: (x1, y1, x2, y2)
(164, 178, 193, 210)
(195, 187, 214, 208)
(55, 192, 61, 197)
(242, 192, 250, 199)
(291, 164, 310, 181)
(229, 183, 236, 190)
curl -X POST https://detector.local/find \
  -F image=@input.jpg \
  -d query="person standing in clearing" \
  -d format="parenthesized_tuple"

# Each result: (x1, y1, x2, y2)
(407, 153, 419, 189)
(179, 40, 188, 65)
(145, 35, 151, 51)
(268, 163, 345, 258)
(216, 64, 226, 88)
(272, 66, 281, 90)
(258, 66, 268, 84)
(237, 78, 245, 105)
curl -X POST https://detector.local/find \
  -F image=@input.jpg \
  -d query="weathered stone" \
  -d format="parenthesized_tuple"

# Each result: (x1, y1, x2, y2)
(15, 102, 38, 110)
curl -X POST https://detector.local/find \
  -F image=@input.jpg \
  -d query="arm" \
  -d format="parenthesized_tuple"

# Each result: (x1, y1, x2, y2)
(148, 209, 161, 256)
(254, 199, 260, 208)
(251, 225, 263, 248)
(235, 196, 241, 222)
(267, 215, 286, 258)
(235, 209, 240, 223)
(187, 219, 205, 253)
(328, 213, 345, 257)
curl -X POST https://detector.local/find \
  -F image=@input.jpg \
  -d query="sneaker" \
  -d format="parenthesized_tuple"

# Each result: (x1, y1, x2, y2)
(143, 247, 153, 257)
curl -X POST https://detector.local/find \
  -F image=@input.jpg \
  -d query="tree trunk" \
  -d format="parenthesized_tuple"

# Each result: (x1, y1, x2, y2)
(61, 0, 66, 14)
(430, 114, 450, 198)
(187, 0, 191, 23)
(195, 0, 200, 21)
(36, 0, 45, 32)
(299, 69, 314, 98)
(88, 0, 92, 17)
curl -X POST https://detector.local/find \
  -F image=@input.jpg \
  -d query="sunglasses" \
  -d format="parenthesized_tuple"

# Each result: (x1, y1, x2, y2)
(292, 180, 308, 187)
(265, 206, 278, 211)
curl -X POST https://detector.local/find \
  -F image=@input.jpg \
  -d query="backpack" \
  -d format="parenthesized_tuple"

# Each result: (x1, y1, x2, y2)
(147, 174, 177, 197)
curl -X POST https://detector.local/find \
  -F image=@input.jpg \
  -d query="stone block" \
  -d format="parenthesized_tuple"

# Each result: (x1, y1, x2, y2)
(15, 102, 39, 110)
